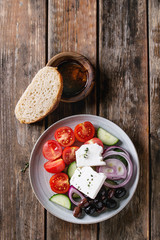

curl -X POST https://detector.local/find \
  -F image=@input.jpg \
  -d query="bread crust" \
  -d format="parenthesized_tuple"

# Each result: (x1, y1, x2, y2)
(15, 67, 63, 124)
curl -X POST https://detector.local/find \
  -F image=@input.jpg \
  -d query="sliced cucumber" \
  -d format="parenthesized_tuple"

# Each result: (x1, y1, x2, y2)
(97, 127, 119, 145)
(49, 194, 71, 210)
(67, 161, 77, 179)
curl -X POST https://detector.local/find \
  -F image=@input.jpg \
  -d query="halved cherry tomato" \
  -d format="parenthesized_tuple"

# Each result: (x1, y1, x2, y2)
(54, 126, 75, 147)
(74, 121, 95, 142)
(49, 173, 70, 193)
(44, 158, 65, 173)
(85, 138, 104, 148)
(62, 146, 79, 165)
(43, 140, 62, 161)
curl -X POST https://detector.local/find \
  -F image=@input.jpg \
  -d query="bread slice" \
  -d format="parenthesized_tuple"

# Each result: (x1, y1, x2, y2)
(15, 66, 63, 124)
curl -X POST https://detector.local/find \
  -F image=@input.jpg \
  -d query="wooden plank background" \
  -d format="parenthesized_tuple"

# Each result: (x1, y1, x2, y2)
(99, 1, 149, 239)
(149, 1, 160, 240)
(0, 0, 159, 239)
(0, 1, 46, 239)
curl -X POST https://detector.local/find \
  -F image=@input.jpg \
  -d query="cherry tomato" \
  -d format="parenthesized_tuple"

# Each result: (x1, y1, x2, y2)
(49, 173, 70, 193)
(62, 146, 79, 165)
(54, 126, 75, 147)
(74, 121, 95, 142)
(43, 140, 62, 161)
(85, 138, 104, 148)
(44, 158, 65, 173)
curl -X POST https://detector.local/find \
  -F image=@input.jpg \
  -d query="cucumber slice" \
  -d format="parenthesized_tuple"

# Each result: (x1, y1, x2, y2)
(49, 194, 71, 210)
(67, 161, 77, 178)
(97, 127, 119, 145)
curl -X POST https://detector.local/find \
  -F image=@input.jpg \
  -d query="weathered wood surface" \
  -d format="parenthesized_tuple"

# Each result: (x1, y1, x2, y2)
(0, 0, 46, 239)
(1, 0, 159, 239)
(149, 1, 160, 239)
(47, 0, 97, 239)
(99, 0, 149, 239)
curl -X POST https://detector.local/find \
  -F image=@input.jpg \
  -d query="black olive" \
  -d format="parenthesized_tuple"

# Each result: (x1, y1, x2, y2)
(102, 198, 108, 206)
(100, 188, 108, 198)
(107, 188, 115, 199)
(78, 198, 89, 208)
(73, 206, 82, 218)
(84, 204, 96, 215)
(114, 188, 126, 199)
(94, 201, 104, 211)
(93, 198, 99, 204)
(103, 198, 117, 209)
(86, 196, 93, 204)
(97, 186, 107, 200)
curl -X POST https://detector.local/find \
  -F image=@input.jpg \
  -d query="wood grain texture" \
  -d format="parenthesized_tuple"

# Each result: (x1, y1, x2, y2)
(99, 0, 149, 239)
(0, 0, 46, 239)
(47, 0, 97, 125)
(149, 0, 160, 239)
(47, 0, 97, 239)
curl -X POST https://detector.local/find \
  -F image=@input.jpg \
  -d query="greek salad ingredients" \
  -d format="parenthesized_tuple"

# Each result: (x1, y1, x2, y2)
(103, 198, 117, 209)
(74, 121, 95, 142)
(99, 158, 127, 180)
(106, 188, 115, 199)
(85, 137, 104, 148)
(44, 158, 65, 173)
(75, 143, 105, 167)
(84, 204, 96, 215)
(43, 140, 62, 161)
(114, 187, 127, 198)
(70, 166, 106, 199)
(97, 127, 119, 145)
(49, 173, 70, 193)
(105, 146, 130, 158)
(78, 198, 89, 208)
(73, 206, 82, 218)
(49, 194, 71, 210)
(54, 126, 75, 147)
(62, 146, 79, 165)
(41, 121, 133, 219)
(75, 186, 120, 217)
(68, 186, 85, 205)
(101, 149, 133, 188)
(67, 161, 77, 179)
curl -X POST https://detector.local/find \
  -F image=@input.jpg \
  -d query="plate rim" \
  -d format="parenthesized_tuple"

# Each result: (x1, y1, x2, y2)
(29, 114, 140, 224)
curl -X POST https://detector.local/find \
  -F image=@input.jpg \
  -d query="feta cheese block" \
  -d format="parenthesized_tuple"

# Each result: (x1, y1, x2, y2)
(76, 143, 106, 167)
(70, 166, 106, 199)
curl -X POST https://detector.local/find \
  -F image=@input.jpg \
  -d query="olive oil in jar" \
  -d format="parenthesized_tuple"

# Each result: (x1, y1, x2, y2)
(58, 60, 88, 98)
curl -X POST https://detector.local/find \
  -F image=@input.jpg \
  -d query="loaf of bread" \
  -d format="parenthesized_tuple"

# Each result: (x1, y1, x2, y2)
(15, 66, 63, 124)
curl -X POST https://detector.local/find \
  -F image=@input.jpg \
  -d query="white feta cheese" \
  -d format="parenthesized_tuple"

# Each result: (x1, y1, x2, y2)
(76, 143, 106, 167)
(70, 166, 106, 199)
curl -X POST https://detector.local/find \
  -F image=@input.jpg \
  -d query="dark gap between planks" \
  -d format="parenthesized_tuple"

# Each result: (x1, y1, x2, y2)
(96, 0, 100, 239)
(96, 0, 100, 117)
(146, 0, 151, 239)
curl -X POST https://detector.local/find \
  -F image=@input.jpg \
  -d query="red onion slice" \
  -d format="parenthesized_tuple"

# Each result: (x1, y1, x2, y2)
(99, 158, 127, 180)
(98, 149, 133, 188)
(68, 186, 85, 206)
(104, 146, 130, 157)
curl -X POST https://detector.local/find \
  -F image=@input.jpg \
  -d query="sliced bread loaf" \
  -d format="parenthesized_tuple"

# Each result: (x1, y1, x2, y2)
(15, 66, 63, 124)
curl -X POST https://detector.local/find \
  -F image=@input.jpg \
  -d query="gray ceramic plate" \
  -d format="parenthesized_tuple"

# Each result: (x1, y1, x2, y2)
(29, 114, 139, 224)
